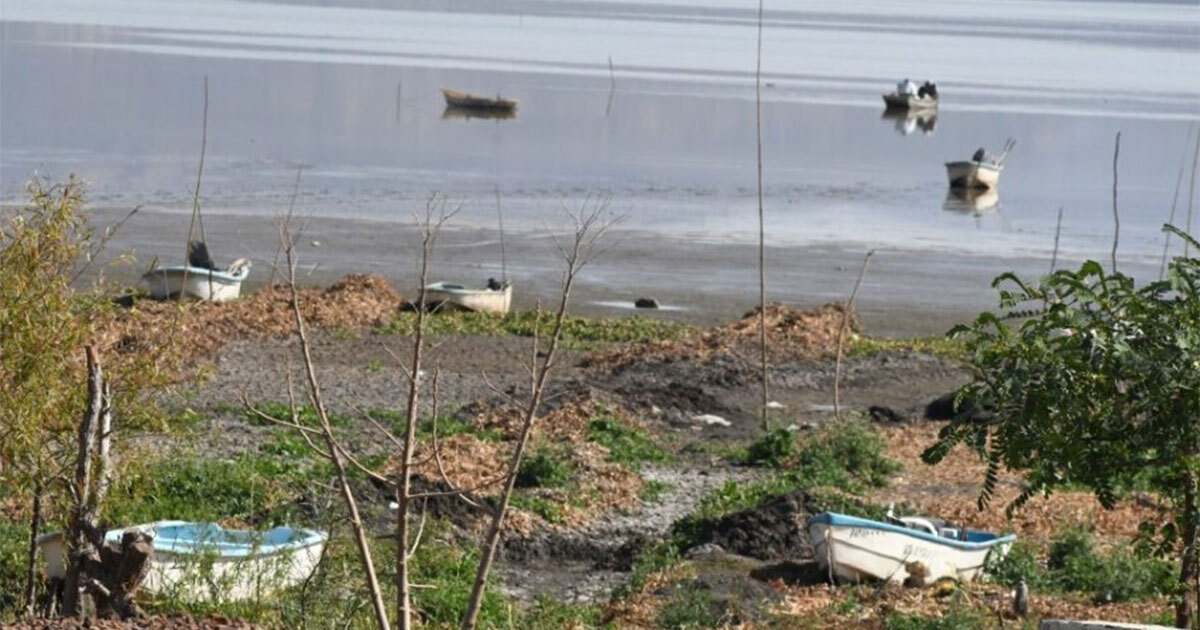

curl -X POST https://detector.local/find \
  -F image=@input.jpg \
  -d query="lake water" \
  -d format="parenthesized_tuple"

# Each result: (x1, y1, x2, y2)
(2, 0, 1199, 269)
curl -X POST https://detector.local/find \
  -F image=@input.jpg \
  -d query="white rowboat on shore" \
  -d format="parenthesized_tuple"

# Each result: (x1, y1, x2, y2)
(38, 521, 326, 603)
(808, 512, 1015, 584)
(142, 259, 251, 302)
(425, 281, 513, 314)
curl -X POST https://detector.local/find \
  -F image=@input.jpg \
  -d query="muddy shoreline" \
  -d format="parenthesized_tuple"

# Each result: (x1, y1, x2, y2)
(82, 206, 1145, 338)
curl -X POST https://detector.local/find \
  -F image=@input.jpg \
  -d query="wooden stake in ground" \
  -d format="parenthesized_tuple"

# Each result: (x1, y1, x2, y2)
(1110, 131, 1121, 273)
(754, 0, 769, 432)
(834, 250, 874, 423)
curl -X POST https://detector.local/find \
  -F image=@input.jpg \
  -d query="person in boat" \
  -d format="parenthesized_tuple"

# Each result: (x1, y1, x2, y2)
(972, 147, 989, 163)
(187, 241, 217, 270)
(486, 277, 504, 291)
(897, 78, 917, 96)
(918, 81, 938, 100)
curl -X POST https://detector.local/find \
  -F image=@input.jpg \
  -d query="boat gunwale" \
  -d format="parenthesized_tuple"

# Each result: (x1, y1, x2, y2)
(944, 160, 1004, 173)
(112, 521, 326, 558)
(142, 265, 249, 283)
(807, 512, 1015, 551)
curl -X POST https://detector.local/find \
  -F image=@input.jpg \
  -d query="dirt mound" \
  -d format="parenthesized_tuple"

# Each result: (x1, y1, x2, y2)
(687, 491, 817, 561)
(588, 302, 858, 371)
(96, 274, 404, 363)
(7, 615, 263, 629)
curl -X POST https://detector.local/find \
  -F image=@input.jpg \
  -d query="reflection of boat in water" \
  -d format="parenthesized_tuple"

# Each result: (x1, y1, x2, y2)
(943, 188, 1000, 215)
(441, 105, 517, 121)
(880, 109, 937, 136)
(441, 88, 517, 111)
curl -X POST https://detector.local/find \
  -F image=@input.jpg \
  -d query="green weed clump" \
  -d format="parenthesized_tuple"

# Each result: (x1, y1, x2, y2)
(985, 527, 1178, 604)
(516, 447, 576, 488)
(588, 413, 671, 469)
(657, 584, 723, 629)
(0, 522, 26, 618)
(382, 310, 693, 347)
(884, 607, 988, 630)
(742, 422, 900, 490)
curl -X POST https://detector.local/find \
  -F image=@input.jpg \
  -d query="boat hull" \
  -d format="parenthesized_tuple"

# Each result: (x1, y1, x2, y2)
(142, 261, 250, 302)
(38, 521, 326, 602)
(808, 513, 1014, 584)
(945, 160, 1002, 190)
(882, 92, 938, 110)
(426, 282, 512, 314)
(441, 88, 517, 111)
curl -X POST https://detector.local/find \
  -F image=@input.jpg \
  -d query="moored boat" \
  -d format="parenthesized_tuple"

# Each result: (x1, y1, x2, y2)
(882, 92, 938, 111)
(142, 259, 251, 302)
(441, 88, 518, 111)
(38, 521, 326, 602)
(944, 160, 1004, 190)
(425, 280, 513, 314)
(807, 512, 1015, 584)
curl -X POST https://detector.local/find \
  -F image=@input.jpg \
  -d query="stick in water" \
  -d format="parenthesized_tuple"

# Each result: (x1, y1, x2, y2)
(1050, 207, 1063, 275)
(1160, 125, 1193, 280)
(1111, 131, 1120, 273)
(834, 250, 874, 423)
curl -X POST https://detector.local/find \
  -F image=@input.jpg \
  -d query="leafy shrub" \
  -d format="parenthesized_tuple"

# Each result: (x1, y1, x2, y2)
(0, 522, 26, 620)
(657, 584, 723, 629)
(885, 608, 987, 630)
(744, 428, 797, 468)
(793, 422, 900, 490)
(516, 447, 576, 488)
(588, 413, 670, 469)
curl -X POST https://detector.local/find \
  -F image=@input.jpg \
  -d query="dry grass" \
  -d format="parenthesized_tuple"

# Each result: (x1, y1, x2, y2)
(588, 302, 857, 370)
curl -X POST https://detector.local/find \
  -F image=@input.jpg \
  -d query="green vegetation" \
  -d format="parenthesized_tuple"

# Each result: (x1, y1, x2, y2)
(245, 401, 354, 428)
(509, 494, 566, 524)
(741, 422, 900, 490)
(0, 522, 26, 615)
(884, 607, 988, 630)
(382, 309, 693, 348)
(924, 242, 1200, 624)
(587, 412, 671, 469)
(641, 479, 673, 503)
(986, 528, 1178, 604)
(849, 334, 966, 360)
(516, 446, 577, 489)
(657, 584, 723, 629)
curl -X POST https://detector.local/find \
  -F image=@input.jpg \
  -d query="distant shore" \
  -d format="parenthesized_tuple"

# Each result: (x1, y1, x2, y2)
(84, 207, 1162, 338)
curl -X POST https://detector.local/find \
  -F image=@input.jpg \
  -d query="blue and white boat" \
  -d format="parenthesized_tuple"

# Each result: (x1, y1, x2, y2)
(807, 511, 1015, 584)
(39, 521, 326, 602)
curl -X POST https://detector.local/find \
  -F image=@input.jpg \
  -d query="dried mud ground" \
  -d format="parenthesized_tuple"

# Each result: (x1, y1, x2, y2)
(173, 322, 971, 606)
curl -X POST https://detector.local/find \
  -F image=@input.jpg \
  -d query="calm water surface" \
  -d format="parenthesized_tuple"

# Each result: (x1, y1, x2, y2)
(2, 0, 1199, 266)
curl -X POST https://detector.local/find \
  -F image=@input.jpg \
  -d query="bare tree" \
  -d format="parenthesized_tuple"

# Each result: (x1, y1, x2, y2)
(460, 197, 616, 630)
(833, 250, 874, 422)
(753, 0, 769, 432)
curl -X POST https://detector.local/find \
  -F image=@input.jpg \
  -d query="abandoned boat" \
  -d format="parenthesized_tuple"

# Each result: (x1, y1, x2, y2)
(425, 280, 513, 314)
(441, 88, 518, 111)
(807, 511, 1015, 584)
(38, 521, 326, 602)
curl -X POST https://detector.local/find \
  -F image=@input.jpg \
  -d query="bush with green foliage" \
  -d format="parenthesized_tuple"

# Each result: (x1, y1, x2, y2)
(923, 236, 1200, 624)
(587, 412, 670, 469)
(515, 446, 576, 488)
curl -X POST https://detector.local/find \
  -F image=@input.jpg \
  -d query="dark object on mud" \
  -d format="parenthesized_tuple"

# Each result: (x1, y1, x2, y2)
(593, 534, 653, 571)
(925, 390, 992, 422)
(187, 241, 217, 270)
(634, 297, 660, 309)
(688, 491, 816, 561)
(868, 405, 905, 424)
(748, 560, 828, 586)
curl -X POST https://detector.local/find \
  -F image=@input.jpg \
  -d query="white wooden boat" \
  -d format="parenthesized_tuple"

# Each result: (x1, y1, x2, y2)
(441, 88, 518, 112)
(882, 92, 938, 110)
(945, 160, 1004, 190)
(38, 521, 326, 603)
(143, 259, 251, 302)
(808, 512, 1015, 584)
(425, 281, 512, 314)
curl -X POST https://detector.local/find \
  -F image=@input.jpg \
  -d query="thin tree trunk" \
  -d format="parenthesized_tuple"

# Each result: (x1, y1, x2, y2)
(1178, 467, 1199, 629)
(285, 246, 392, 630)
(62, 347, 104, 617)
(754, 0, 768, 432)
(23, 479, 43, 616)
(396, 223, 436, 630)
(1111, 132, 1121, 273)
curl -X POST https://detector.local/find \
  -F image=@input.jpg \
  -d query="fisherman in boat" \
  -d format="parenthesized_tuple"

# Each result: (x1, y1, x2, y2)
(897, 78, 918, 96)
(972, 147, 989, 163)
(486, 277, 503, 291)
(918, 81, 938, 100)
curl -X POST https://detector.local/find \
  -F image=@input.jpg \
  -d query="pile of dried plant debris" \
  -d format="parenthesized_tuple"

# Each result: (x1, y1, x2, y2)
(588, 302, 858, 371)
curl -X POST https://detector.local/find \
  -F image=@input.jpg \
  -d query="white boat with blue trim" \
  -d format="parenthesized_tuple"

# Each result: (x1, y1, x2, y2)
(807, 511, 1015, 584)
(38, 521, 326, 602)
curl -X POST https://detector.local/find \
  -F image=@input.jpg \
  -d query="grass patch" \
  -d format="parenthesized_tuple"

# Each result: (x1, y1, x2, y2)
(516, 446, 577, 489)
(0, 521, 26, 620)
(986, 527, 1178, 603)
(849, 334, 966, 360)
(884, 607, 988, 630)
(657, 584, 722, 629)
(641, 479, 673, 503)
(587, 412, 671, 469)
(244, 401, 354, 429)
(510, 494, 566, 524)
(741, 422, 901, 490)
(381, 310, 693, 348)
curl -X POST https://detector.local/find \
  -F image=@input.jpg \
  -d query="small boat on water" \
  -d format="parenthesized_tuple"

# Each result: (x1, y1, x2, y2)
(946, 138, 1015, 190)
(441, 88, 518, 112)
(425, 280, 513, 315)
(882, 92, 938, 111)
(442, 105, 517, 121)
(142, 259, 251, 302)
(808, 511, 1015, 584)
(38, 521, 326, 602)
